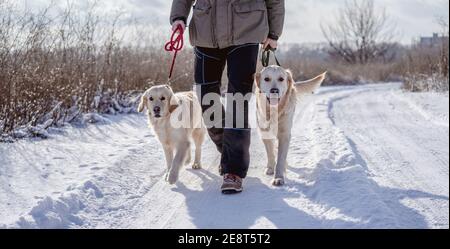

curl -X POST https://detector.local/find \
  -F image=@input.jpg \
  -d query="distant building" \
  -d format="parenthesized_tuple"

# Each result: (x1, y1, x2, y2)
(418, 33, 449, 47)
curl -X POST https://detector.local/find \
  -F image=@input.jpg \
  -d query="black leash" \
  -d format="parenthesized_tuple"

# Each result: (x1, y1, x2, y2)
(261, 46, 281, 67)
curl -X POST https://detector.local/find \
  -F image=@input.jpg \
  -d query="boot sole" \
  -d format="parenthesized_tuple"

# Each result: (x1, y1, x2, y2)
(221, 188, 243, 195)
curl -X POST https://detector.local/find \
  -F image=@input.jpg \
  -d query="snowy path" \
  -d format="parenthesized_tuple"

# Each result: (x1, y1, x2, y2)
(330, 87, 449, 228)
(1, 83, 448, 228)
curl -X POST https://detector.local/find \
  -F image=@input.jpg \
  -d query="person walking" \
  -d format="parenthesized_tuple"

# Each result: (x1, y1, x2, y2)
(170, 0, 285, 194)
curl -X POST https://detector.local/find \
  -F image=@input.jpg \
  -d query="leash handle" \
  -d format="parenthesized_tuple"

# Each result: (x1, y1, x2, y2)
(261, 46, 281, 68)
(164, 24, 185, 83)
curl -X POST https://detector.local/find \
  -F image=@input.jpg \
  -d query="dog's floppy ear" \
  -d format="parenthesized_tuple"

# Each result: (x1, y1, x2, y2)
(254, 72, 261, 88)
(286, 69, 295, 90)
(138, 93, 148, 113)
(295, 72, 327, 95)
(167, 86, 180, 113)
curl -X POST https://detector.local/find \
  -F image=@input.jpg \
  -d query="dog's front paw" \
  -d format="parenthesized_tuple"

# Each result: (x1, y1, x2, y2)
(167, 171, 179, 185)
(265, 167, 274, 175)
(272, 177, 285, 186)
(192, 162, 202, 170)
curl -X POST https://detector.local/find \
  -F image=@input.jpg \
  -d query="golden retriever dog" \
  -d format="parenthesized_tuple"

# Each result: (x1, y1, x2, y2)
(138, 85, 206, 184)
(255, 66, 326, 186)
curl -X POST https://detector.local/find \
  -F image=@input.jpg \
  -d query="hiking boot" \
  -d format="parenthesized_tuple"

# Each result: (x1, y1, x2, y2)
(221, 174, 243, 194)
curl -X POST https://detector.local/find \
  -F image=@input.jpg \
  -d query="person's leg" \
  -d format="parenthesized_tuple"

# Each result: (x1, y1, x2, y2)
(221, 43, 259, 179)
(194, 47, 226, 154)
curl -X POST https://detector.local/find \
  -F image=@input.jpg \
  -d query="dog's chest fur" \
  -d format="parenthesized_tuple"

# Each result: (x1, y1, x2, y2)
(256, 87, 297, 138)
(149, 116, 186, 147)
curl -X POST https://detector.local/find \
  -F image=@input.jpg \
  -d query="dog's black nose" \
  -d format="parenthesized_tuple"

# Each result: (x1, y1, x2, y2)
(270, 88, 280, 94)
(153, 106, 161, 113)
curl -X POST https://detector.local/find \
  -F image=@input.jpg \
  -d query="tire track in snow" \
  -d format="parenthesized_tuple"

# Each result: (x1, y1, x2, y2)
(330, 85, 449, 228)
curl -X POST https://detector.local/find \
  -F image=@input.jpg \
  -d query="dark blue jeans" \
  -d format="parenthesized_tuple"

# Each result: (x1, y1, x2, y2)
(194, 44, 259, 178)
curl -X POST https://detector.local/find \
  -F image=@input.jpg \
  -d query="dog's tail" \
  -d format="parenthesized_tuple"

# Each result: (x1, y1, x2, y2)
(294, 72, 327, 95)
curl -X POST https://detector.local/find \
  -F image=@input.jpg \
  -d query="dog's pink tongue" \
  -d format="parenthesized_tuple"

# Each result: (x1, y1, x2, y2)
(268, 98, 280, 106)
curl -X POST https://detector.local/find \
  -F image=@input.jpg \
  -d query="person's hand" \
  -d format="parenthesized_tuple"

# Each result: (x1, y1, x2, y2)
(263, 38, 278, 50)
(172, 20, 186, 32)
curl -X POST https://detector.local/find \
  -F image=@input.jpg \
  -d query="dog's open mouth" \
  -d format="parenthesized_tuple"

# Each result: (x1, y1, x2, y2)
(266, 95, 281, 106)
(154, 113, 162, 118)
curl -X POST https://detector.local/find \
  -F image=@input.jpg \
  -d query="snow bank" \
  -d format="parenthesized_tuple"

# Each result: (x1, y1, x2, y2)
(0, 114, 153, 228)
(17, 194, 85, 229)
(82, 113, 111, 124)
(392, 90, 449, 127)
(0, 91, 142, 142)
(15, 180, 105, 229)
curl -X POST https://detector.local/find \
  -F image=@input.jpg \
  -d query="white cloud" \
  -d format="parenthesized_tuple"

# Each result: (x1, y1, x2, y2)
(21, 0, 449, 44)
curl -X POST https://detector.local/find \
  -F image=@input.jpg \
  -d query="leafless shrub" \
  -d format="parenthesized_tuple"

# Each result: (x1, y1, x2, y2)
(0, 1, 194, 136)
(400, 15, 449, 92)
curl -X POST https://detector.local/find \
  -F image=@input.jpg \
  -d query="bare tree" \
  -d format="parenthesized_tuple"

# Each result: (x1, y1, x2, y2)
(321, 0, 397, 64)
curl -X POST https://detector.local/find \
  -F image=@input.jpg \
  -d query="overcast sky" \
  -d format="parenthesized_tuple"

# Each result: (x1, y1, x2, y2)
(23, 0, 449, 44)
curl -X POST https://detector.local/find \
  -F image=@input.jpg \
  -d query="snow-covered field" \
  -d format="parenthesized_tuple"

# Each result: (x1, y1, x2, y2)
(0, 83, 448, 229)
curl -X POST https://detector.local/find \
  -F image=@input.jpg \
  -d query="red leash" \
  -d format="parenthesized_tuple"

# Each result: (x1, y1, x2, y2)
(164, 24, 185, 82)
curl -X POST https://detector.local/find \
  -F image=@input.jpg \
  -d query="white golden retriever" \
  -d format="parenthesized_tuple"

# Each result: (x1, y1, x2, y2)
(138, 85, 206, 184)
(255, 66, 326, 186)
